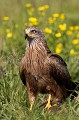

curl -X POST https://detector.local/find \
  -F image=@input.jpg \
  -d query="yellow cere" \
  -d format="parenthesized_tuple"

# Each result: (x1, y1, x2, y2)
(44, 28, 52, 34)
(55, 33, 61, 38)
(25, 3, 31, 8)
(3, 16, 9, 21)
(72, 39, 79, 45)
(55, 43, 63, 54)
(7, 32, 13, 38)
(59, 24, 66, 31)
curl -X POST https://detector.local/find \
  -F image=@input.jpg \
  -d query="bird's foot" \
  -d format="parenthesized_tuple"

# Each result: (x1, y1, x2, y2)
(45, 103, 52, 109)
(45, 94, 52, 109)
(53, 103, 57, 107)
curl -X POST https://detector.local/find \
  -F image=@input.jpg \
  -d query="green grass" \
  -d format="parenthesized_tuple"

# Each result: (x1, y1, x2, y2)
(0, 0, 79, 119)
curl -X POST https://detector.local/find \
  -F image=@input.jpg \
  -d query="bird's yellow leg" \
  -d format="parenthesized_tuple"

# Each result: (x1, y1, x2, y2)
(45, 94, 52, 109)
(29, 97, 35, 111)
(29, 95, 36, 111)
(26, 83, 37, 111)
(30, 103, 34, 111)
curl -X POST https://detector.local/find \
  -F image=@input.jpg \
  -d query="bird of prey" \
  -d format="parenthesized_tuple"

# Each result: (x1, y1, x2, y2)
(19, 26, 78, 111)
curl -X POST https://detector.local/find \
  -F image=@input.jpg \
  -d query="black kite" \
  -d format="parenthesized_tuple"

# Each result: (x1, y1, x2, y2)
(20, 27, 79, 111)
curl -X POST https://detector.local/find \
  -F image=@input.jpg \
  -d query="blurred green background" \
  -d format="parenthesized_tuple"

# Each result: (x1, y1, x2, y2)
(0, 0, 79, 120)
(0, 0, 79, 23)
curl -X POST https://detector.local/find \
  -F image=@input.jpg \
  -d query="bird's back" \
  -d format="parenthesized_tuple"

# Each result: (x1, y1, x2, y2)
(45, 53, 77, 96)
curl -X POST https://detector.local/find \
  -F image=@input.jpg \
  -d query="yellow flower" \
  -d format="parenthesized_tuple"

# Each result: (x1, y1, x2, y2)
(72, 39, 79, 45)
(66, 31, 73, 35)
(44, 5, 49, 9)
(30, 8, 34, 13)
(69, 26, 74, 31)
(56, 43, 63, 48)
(38, 5, 49, 11)
(44, 28, 52, 34)
(29, 17, 37, 22)
(55, 43, 63, 54)
(38, 6, 45, 11)
(74, 26, 79, 30)
(60, 13, 65, 20)
(3, 16, 9, 21)
(28, 8, 35, 15)
(29, 17, 38, 25)
(59, 24, 66, 31)
(55, 33, 61, 38)
(70, 49, 77, 56)
(6, 29, 10, 33)
(76, 45, 79, 49)
(48, 17, 54, 24)
(53, 13, 59, 18)
(25, 3, 31, 8)
(7, 32, 13, 38)
(55, 48, 62, 54)
(76, 33, 79, 38)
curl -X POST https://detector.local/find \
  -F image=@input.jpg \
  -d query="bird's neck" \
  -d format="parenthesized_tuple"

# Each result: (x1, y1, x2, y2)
(25, 40, 51, 76)
(25, 40, 51, 59)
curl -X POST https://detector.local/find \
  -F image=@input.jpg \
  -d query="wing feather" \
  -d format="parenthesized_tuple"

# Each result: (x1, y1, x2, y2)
(45, 54, 76, 91)
(19, 58, 26, 85)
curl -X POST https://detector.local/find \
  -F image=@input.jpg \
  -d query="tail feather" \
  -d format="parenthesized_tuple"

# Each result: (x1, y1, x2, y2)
(69, 81, 79, 98)
(74, 82, 79, 90)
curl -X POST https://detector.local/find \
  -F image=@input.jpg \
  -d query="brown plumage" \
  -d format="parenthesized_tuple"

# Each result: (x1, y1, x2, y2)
(19, 26, 78, 110)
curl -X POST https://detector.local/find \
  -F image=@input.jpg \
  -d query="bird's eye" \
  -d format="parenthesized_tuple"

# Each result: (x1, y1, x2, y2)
(31, 30, 37, 34)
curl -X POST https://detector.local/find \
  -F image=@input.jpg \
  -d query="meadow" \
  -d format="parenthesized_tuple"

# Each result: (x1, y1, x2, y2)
(0, 0, 79, 120)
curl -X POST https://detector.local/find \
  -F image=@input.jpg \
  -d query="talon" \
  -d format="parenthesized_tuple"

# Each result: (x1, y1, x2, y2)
(45, 94, 52, 109)
(53, 103, 57, 107)
(45, 103, 52, 109)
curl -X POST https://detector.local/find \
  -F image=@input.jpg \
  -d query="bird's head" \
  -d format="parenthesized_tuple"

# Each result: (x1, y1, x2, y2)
(24, 26, 45, 43)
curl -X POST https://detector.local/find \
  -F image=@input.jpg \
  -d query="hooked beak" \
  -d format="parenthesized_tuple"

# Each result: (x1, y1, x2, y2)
(24, 29, 30, 40)
(25, 34, 28, 40)
(24, 29, 33, 44)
